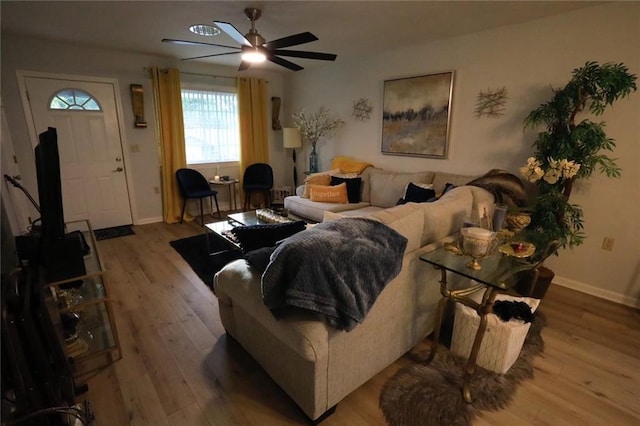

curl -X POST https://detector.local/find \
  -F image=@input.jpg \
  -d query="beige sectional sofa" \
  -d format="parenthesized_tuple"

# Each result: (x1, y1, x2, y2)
(283, 166, 478, 222)
(213, 178, 495, 421)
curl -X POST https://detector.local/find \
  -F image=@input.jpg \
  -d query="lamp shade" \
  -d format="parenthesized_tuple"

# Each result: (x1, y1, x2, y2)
(283, 128, 302, 149)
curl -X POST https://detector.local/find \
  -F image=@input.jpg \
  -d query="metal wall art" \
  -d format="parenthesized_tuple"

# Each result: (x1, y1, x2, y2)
(474, 87, 508, 118)
(382, 72, 454, 159)
(352, 97, 373, 121)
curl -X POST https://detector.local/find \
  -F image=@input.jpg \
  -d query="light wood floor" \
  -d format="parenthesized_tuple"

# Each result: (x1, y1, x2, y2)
(80, 220, 640, 425)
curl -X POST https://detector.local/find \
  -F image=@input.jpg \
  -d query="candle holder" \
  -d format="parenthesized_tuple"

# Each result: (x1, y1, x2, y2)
(460, 227, 498, 270)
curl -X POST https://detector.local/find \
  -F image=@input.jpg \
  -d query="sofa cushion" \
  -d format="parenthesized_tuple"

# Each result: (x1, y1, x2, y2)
(420, 186, 475, 245)
(368, 204, 424, 253)
(322, 206, 384, 222)
(284, 196, 369, 222)
(230, 221, 307, 254)
(358, 167, 385, 203)
(309, 183, 349, 204)
(330, 176, 362, 203)
(369, 171, 433, 208)
(431, 172, 476, 195)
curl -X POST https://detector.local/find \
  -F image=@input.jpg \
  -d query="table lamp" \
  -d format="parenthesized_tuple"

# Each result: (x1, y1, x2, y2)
(283, 128, 302, 187)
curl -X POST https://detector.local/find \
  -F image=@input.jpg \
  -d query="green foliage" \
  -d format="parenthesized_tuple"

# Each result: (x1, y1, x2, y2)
(523, 61, 636, 249)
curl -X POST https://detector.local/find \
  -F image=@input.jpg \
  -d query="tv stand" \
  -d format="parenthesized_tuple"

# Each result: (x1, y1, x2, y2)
(44, 219, 121, 378)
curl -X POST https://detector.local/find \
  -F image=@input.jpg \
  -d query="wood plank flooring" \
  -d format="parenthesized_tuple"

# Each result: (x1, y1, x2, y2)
(79, 220, 640, 425)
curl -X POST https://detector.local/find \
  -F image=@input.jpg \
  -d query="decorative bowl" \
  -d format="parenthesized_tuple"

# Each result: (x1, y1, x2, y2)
(505, 212, 531, 232)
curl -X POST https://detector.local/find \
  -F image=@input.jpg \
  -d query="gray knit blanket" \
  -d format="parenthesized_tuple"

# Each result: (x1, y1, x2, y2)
(261, 218, 407, 331)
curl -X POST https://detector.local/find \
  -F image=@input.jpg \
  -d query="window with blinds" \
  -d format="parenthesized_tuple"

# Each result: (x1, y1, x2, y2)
(181, 88, 240, 164)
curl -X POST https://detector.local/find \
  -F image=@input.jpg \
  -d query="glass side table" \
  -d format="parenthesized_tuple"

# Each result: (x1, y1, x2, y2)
(419, 245, 540, 403)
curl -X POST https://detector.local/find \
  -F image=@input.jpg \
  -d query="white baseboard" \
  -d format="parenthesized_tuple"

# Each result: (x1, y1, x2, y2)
(134, 216, 163, 225)
(134, 202, 234, 226)
(553, 275, 640, 308)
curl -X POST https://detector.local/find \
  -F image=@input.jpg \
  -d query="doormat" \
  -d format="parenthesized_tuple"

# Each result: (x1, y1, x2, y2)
(94, 225, 135, 241)
(169, 234, 242, 287)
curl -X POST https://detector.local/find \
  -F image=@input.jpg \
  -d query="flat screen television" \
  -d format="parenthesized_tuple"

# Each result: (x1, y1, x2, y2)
(34, 127, 86, 282)
(34, 127, 65, 243)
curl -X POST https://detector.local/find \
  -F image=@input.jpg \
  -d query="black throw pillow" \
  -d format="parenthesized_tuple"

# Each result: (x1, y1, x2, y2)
(443, 182, 458, 194)
(244, 246, 276, 271)
(404, 182, 436, 203)
(330, 176, 362, 203)
(230, 221, 306, 254)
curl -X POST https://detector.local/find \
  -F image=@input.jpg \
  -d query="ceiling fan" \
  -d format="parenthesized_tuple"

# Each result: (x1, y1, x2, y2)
(162, 8, 337, 71)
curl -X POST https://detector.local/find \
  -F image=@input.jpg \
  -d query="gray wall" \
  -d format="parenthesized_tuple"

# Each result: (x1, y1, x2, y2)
(283, 3, 640, 306)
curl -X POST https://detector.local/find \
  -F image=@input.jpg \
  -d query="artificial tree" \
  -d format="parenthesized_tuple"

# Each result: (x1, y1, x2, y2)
(521, 61, 637, 250)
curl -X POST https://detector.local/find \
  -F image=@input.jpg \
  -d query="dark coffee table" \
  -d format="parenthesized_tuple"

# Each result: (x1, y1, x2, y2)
(204, 209, 306, 255)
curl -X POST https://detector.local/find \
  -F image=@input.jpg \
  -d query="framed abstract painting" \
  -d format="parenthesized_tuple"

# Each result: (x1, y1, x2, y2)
(381, 71, 454, 158)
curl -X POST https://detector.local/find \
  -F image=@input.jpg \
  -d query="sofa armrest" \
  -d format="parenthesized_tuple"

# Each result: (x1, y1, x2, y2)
(214, 259, 330, 362)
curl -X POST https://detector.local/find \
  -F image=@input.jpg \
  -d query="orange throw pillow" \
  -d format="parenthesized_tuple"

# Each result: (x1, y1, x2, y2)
(309, 183, 348, 204)
(302, 173, 333, 198)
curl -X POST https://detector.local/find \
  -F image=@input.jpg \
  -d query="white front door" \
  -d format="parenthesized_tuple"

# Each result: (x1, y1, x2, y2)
(21, 75, 132, 229)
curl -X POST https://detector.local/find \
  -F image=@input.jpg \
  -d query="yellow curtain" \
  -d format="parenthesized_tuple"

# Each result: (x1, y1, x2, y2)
(237, 78, 269, 205)
(151, 67, 187, 224)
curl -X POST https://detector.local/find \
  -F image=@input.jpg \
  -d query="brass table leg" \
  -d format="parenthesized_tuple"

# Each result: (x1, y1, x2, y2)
(462, 287, 497, 403)
(425, 292, 448, 364)
(417, 267, 448, 364)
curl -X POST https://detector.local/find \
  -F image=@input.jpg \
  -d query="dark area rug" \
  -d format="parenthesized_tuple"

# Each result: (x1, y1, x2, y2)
(169, 233, 242, 287)
(380, 315, 545, 426)
(94, 225, 135, 241)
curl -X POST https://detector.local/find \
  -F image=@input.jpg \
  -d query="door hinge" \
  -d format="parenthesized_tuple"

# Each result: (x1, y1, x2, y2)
(13, 155, 18, 164)
(25, 90, 30, 102)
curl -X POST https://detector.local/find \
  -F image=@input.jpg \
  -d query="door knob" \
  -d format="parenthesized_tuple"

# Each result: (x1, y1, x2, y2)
(112, 167, 123, 172)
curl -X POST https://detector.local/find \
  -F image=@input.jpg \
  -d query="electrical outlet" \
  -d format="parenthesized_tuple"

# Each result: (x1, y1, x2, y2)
(130, 144, 140, 153)
(601, 237, 615, 251)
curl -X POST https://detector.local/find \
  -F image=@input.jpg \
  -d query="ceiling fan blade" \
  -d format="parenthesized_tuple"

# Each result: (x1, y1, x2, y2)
(214, 21, 252, 46)
(267, 54, 304, 72)
(264, 32, 318, 49)
(162, 38, 239, 50)
(181, 51, 241, 61)
(272, 50, 337, 61)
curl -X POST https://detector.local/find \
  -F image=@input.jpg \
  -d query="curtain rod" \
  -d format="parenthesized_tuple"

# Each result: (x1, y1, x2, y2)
(142, 67, 235, 80)
(143, 67, 268, 82)
(180, 71, 236, 81)
(180, 71, 268, 83)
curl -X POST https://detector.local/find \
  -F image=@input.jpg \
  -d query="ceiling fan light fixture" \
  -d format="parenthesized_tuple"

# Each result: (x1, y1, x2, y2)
(189, 24, 220, 37)
(241, 47, 266, 63)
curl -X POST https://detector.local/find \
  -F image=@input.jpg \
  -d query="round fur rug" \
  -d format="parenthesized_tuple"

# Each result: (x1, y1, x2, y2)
(380, 315, 545, 426)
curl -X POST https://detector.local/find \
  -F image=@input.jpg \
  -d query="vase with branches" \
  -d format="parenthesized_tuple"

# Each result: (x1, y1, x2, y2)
(521, 61, 637, 250)
(292, 106, 344, 173)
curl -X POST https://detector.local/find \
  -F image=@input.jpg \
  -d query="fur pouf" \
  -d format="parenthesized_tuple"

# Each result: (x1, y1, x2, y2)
(380, 315, 545, 426)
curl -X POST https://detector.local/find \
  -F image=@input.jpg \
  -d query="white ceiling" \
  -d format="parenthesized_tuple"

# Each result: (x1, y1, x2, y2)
(1, 1, 599, 73)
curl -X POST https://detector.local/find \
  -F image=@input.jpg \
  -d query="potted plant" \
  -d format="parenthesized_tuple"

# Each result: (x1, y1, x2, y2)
(292, 106, 344, 173)
(517, 61, 637, 297)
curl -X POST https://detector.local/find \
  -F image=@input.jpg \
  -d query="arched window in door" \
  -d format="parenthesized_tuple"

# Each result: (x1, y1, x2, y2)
(49, 89, 102, 111)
